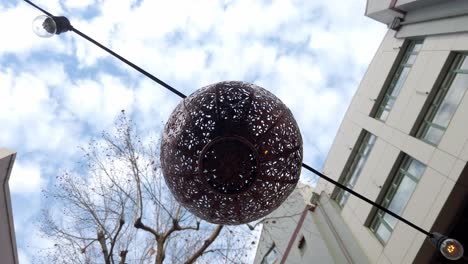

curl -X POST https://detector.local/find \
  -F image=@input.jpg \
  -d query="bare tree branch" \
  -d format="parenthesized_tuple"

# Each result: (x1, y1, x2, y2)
(38, 112, 251, 263)
(107, 218, 125, 264)
(185, 225, 224, 264)
(97, 230, 111, 264)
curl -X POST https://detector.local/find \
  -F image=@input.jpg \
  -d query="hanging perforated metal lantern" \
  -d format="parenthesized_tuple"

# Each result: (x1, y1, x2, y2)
(160, 81, 303, 225)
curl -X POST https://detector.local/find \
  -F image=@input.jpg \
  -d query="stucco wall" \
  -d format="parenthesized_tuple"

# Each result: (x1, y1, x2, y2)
(253, 186, 338, 264)
(316, 30, 468, 264)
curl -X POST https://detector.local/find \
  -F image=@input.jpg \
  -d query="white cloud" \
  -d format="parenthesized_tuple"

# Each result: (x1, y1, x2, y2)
(134, 78, 180, 125)
(9, 162, 43, 194)
(15, 223, 55, 263)
(0, 0, 388, 261)
(0, 68, 84, 157)
(18, 250, 31, 264)
(0, 2, 68, 58)
(63, 0, 96, 10)
(64, 74, 135, 127)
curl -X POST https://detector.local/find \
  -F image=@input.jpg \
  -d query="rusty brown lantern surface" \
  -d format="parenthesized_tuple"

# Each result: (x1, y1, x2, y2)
(160, 81, 303, 225)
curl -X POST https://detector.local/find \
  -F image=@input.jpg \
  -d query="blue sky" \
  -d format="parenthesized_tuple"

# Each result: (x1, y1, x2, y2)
(0, 0, 386, 262)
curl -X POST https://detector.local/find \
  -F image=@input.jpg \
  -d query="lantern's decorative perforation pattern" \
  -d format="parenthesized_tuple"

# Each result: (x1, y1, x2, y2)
(161, 81, 303, 225)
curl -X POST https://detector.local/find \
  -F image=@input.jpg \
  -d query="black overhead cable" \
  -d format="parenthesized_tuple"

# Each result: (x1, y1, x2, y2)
(24, 0, 52, 17)
(301, 163, 433, 237)
(24, 0, 434, 239)
(23, 0, 187, 99)
(71, 27, 187, 99)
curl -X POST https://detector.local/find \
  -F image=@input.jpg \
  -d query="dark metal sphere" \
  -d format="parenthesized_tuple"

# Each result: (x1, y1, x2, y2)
(160, 81, 303, 225)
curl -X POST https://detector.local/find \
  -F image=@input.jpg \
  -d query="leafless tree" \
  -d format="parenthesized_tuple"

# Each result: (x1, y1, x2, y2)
(39, 112, 253, 264)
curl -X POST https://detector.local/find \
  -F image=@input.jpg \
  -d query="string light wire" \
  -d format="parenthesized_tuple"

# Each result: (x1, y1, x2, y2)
(23, 0, 434, 239)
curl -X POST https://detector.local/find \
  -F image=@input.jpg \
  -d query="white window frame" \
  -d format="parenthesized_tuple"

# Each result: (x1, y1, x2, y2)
(261, 243, 279, 264)
(369, 155, 425, 244)
(374, 40, 423, 121)
(334, 131, 376, 207)
(416, 53, 468, 145)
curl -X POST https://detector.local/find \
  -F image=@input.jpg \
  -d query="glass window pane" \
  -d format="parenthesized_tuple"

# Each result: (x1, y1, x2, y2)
(413, 42, 423, 52)
(447, 73, 468, 97)
(361, 135, 375, 154)
(384, 97, 396, 109)
(431, 102, 455, 128)
(418, 54, 468, 145)
(336, 190, 343, 202)
(406, 54, 417, 65)
(379, 109, 390, 121)
(382, 213, 397, 229)
(374, 40, 422, 121)
(383, 184, 398, 205)
(370, 217, 379, 231)
(349, 159, 365, 186)
(432, 73, 468, 127)
(376, 224, 392, 243)
(390, 67, 411, 97)
(460, 56, 468, 70)
(448, 73, 468, 96)
(363, 144, 374, 157)
(380, 96, 390, 107)
(384, 177, 417, 228)
(423, 125, 445, 145)
(262, 245, 279, 264)
(339, 191, 350, 207)
(432, 89, 446, 108)
(362, 145, 372, 156)
(424, 105, 440, 125)
(407, 159, 425, 180)
(370, 156, 425, 244)
(335, 132, 376, 207)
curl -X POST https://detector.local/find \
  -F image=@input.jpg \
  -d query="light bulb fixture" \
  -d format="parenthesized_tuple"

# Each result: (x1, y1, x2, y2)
(430, 232, 464, 261)
(32, 15, 72, 37)
(32, 15, 56, 37)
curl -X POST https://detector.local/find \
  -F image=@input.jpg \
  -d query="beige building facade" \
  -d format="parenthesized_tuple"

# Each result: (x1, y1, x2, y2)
(0, 148, 18, 264)
(315, 0, 468, 263)
(253, 185, 370, 264)
(256, 0, 468, 263)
